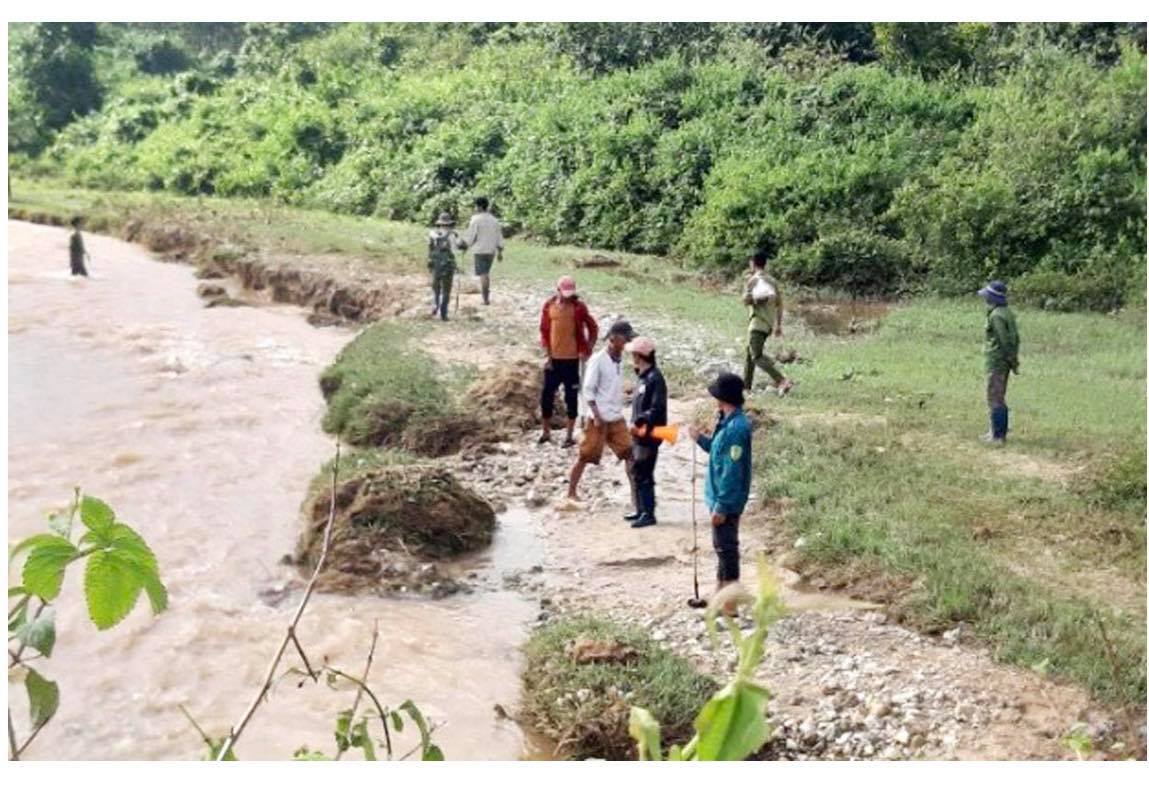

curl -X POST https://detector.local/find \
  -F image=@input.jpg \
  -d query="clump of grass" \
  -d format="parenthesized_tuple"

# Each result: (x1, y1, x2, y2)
(1085, 443, 1148, 516)
(319, 322, 453, 446)
(522, 616, 717, 760)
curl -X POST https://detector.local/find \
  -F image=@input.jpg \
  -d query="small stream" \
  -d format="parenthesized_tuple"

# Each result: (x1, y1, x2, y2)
(7, 221, 544, 760)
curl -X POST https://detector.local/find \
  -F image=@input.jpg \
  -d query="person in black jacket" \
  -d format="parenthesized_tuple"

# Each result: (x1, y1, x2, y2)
(625, 336, 667, 528)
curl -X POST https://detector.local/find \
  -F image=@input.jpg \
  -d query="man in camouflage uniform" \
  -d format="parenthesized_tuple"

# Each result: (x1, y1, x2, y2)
(979, 280, 1020, 446)
(427, 212, 462, 321)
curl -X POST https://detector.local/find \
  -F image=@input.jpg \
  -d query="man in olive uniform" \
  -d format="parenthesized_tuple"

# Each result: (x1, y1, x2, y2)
(69, 216, 90, 277)
(427, 213, 462, 321)
(979, 280, 1020, 446)
(742, 250, 793, 396)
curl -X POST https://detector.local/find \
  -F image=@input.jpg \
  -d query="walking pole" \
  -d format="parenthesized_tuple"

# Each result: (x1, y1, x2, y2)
(454, 256, 462, 317)
(687, 439, 707, 609)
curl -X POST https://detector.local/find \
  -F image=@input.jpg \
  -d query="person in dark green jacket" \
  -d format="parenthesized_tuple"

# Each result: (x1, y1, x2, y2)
(689, 372, 753, 605)
(978, 280, 1020, 446)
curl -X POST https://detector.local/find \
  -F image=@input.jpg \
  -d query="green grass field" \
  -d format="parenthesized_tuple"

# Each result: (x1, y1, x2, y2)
(10, 177, 1146, 705)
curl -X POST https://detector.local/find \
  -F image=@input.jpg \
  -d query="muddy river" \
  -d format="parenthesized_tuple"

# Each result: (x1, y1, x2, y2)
(7, 221, 541, 760)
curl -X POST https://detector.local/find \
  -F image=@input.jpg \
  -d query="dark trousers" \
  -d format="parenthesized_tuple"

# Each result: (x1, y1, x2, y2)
(632, 443, 660, 514)
(70, 257, 88, 276)
(712, 513, 741, 582)
(987, 369, 1010, 438)
(744, 329, 784, 387)
(541, 358, 580, 420)
(431, 269, 453, 320)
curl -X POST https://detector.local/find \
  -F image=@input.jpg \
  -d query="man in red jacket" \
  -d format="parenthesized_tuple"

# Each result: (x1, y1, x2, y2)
(539, 276, 598, 446)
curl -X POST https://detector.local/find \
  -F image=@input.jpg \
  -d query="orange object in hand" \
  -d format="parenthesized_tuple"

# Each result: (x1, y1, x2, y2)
(629, 423, 680, 445)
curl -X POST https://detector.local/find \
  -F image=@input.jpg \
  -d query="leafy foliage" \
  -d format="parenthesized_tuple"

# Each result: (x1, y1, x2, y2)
(13, 22, 1149, 307)
(629, 556, 785, 761)
(8, 491, 168, 759)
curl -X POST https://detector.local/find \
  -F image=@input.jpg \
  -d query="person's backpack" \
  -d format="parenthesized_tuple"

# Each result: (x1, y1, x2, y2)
(430, 230, 454, 256)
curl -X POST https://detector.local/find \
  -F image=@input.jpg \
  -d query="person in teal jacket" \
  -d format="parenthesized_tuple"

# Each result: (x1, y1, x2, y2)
(689, 372, 753, 601)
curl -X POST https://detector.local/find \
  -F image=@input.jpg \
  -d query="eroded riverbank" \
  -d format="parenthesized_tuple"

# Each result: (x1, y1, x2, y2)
(6, 221, 542, 760)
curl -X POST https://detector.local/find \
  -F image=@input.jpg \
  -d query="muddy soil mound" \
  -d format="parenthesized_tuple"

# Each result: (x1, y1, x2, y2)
(299, 465, 496, 594)
(467, 360, 568, 431)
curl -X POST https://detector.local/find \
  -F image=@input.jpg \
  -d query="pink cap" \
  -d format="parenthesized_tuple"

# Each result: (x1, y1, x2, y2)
(625, 336, 656, 356)
(557, 275, 577, 295)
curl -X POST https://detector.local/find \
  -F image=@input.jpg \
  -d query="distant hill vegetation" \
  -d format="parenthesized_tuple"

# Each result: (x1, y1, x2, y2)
(8, 22, 1146, 309)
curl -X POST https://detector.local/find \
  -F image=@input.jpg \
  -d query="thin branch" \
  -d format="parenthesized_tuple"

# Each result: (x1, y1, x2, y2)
(178, 704, 214, 747)
(289, 630, 318, 682)
(323, 667, 390, 736)
(398, 721, 444, 761)
(8, 709, 19, 762)
(15, 718, 49, 758)
(215, 442, 341, 761)
(335, 621, 381, 761)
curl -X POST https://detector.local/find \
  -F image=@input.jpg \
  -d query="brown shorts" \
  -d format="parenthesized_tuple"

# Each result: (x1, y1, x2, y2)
(579, 418, 632, 464)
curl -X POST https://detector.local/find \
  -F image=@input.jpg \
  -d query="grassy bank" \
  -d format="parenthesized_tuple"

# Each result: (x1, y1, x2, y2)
(10, 179, 1145, 706)
(522, 616, 717, 760)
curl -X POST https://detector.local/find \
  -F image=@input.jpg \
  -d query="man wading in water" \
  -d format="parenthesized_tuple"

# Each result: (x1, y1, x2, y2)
(461, 196, 504, 306)
(69, 216, 90, 277)
(568, 320, 637, 503)
(539, 275, 598, 447)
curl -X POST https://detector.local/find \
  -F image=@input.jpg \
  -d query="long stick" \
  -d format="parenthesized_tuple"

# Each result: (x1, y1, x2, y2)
(215, 442, 342, 761)
(691, 441, 701, 602)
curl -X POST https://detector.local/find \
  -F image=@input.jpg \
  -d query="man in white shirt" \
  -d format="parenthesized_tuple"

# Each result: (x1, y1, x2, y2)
(567, 320, 637, 502)
(460, 196, 504, 306)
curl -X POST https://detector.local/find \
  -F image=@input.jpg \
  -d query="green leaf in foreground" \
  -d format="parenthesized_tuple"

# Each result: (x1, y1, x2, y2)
(84, 549, 145, 630)
(692, 681, 770, 761)
(81, 522, 169, 628)
(21, 536, 79, 601)
(25, 667, 60, 729)
(16, 606, 57, 657)
(80, 495, 116, 535)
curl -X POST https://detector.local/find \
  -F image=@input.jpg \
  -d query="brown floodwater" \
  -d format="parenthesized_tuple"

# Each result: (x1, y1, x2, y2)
(6, 221, 540, 760)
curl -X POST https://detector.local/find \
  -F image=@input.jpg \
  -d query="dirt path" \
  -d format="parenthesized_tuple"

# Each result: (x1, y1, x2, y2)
(418, 275, 1130, 760)
(8, 217, 1133, 760)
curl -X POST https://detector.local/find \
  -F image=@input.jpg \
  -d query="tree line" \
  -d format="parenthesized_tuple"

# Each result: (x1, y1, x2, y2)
(9, 22, 1147, 309)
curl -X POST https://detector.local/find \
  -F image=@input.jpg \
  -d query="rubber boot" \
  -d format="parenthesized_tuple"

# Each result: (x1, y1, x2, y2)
(990, 406, 1008, 445)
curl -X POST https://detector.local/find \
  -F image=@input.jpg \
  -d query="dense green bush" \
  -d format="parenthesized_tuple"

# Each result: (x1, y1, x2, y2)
(892, 46, 1146, 305)
(12, 22, 1147, 308)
